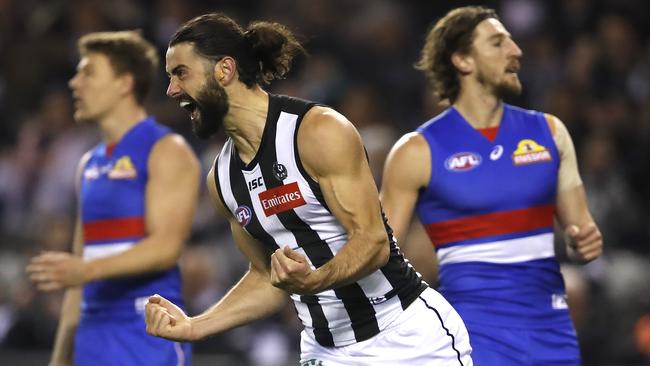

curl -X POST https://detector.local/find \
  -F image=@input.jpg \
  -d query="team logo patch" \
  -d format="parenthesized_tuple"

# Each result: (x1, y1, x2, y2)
(445, 152, 482, 172)
(512, 139, 552, 165)
(258, 182, 306, 216)
(272, 162, 288, 181)
(108, 156, 137, 179)
(235, 205, 252, 227)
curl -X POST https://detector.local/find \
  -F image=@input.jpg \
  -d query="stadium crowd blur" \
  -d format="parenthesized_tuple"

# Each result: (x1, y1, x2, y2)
(0, 0, 648, 365)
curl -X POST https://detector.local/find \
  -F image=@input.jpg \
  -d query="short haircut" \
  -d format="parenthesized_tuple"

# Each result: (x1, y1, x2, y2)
(78, 30, 159, 104)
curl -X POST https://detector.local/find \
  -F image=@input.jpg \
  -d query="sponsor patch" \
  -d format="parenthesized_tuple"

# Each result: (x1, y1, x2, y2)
(258, 182, 306, 216)
(108, 156, 137, 179)
(512, 139, 552, 165)
(235, 205, 252, 227)
(445, 152, 482, 172)
(490, 145, 504, 161)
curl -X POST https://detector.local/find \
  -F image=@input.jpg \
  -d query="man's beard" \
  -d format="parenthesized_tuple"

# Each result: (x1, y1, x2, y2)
(494, 78, 522, 99)
(476, 68, 522, 99)
(192, 77, 229, 139)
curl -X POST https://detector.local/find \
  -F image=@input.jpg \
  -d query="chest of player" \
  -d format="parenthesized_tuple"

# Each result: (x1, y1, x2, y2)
(218, 152, 343, 254)
(80, 150, 147, 221)
(425, 113, 559, 213)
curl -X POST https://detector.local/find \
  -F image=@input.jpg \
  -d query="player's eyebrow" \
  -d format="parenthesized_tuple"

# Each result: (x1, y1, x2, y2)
(167, 65, 187, 78)
(487, 32, 511, 42)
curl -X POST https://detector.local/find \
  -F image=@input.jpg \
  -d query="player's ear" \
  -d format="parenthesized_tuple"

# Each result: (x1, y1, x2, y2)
(118, 73, 135, 97)
(214, 56, 237, 85)
(452, 52, 473, 75)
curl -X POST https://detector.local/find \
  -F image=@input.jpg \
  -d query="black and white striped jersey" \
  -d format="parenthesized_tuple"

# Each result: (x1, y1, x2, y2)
(213, 94, 426, 347)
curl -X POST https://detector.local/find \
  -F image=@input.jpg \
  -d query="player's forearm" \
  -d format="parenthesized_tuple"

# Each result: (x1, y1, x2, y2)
(50, 288, 81, 365)
(84, 236, 183, 282)
(191, 269, 288, 340)
(311, 230, 390, 292)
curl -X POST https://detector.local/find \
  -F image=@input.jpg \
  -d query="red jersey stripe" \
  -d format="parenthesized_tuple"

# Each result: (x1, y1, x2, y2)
(84, 217, 146, 242)
(478, 126, 499, 142)
(424, 204, 555, 246)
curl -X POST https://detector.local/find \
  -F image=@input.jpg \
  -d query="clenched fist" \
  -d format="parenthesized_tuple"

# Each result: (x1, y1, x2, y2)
(145, 294, 194, 342)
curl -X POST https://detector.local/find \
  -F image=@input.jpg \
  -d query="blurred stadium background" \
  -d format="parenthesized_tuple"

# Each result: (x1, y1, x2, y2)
(0, 0, 649, 365)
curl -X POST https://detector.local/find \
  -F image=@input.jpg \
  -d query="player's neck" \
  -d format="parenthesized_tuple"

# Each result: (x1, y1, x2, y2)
(98, 98, 147, 144)
(223, 85, 269, 164)
(453, 85, 503, 129)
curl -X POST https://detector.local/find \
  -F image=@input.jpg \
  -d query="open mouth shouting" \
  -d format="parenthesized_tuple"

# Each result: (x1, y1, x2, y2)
(179, 97, 200, 121)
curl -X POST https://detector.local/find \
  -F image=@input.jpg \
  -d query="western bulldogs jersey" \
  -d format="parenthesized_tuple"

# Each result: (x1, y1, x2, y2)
(80, 117, 183, 314)
(214, 94, 426, 347)
(416, 104, 571, 328)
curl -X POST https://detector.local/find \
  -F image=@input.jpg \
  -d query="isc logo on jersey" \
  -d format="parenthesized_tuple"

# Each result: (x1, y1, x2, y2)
(445, 152, 482, 172)
(512, 139, 552, 165)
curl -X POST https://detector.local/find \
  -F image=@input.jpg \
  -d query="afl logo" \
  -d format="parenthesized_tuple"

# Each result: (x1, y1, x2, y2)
(235, 205, 252, 227)
(445, 152, 482, 172)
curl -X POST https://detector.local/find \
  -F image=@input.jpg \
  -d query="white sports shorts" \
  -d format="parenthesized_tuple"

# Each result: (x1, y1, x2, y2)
(300, 287, 473, 366)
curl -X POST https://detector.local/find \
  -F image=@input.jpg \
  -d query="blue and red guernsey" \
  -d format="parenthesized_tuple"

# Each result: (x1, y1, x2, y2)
(416, 104, 570, 328)
(80, 117, 182, 315)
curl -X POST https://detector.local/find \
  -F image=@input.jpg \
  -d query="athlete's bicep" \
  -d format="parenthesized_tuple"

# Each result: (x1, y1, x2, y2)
(545, 114, 582, 193)
(146, 135, 201, 249)
(380, 132, 431, 241)
(298, 107, 386, 243)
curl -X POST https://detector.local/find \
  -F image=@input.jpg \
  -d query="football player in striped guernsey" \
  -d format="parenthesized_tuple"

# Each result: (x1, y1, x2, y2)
(27, 31, 200, 365)
(381, 6, 602, 366)
(145, 13, 473, 366)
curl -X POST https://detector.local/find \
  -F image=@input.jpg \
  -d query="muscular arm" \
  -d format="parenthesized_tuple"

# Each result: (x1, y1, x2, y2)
(146, 168, 288, 341)
(83, 134, 200, 280)
(379, 133, 431, 244)
(28, 135, 200, 289)
(547, 114, 603, 263)
(275, 107, 392, 293)
(190, 169, 288, 338)
(379, 133, 438, 283)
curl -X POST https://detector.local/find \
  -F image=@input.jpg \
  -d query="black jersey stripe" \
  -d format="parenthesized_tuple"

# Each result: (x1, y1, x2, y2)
(224, 144, 280, 251)
(260, 97, 381, 345)
(303, 295, 334, 347)
(255, 96, 335, 346)
(289, 99, 330, 212)
(378, 209, 427, 309)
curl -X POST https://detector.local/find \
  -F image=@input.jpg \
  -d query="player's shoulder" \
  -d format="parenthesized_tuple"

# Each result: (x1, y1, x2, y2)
(153, 133, 194, 154)
(504, 103, 561, 134)
(150, 133, 199, 169)
(417, 107, 455, 132)
(504, 103, 540, 115)
(300, 106, 362, 150)
(390, 132, 429, 158)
